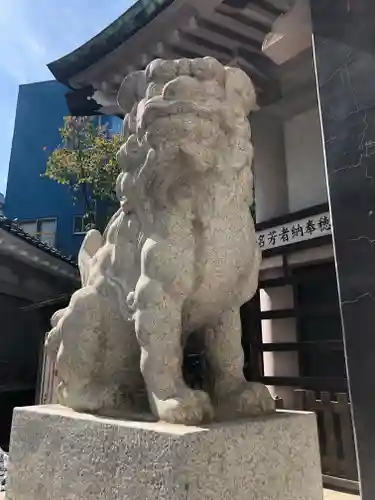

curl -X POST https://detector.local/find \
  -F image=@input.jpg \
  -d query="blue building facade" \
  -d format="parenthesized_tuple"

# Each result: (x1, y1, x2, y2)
(5, 80, 121, 257)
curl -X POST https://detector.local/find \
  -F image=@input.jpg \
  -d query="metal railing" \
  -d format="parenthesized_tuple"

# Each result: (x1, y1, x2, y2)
(294, 389, 359, 493)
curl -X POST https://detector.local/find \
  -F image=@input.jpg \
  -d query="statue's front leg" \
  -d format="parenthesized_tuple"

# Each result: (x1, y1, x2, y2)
(135, 236, 213, 425)
(205, 308, 275, 420)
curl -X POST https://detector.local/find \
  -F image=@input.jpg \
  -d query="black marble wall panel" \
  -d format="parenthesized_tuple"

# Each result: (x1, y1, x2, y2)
(311, 1, 375, 497)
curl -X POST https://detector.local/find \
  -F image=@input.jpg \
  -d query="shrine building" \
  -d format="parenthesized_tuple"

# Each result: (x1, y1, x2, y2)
(47, 1, 375, 496)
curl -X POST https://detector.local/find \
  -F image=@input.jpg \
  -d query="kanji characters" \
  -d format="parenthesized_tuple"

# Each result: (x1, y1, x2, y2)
(318, 215, 331, 232)
(291, 224, 303, 238)
(305, 219, 316, 236)
(256, 214, 331, 251)
(279, 226, 289, 242)
(268, 230, 277, 246)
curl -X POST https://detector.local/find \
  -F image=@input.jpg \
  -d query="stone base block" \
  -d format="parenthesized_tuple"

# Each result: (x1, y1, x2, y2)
(7, 405, 323, 500)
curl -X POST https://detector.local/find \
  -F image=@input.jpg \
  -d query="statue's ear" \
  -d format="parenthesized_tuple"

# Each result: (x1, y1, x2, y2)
(78, 229, 103, 286)
(117, 70, 146, 114)
(50, 308, 67, 328)
(224, 67, 258, 115)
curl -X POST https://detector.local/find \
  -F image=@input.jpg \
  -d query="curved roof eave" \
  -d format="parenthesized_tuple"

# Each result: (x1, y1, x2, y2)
(0, 216, 78, 268)
(48, 0, 175, 84)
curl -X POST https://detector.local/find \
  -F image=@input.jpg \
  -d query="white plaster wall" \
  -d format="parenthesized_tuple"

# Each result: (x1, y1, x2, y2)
(260, 275, 299, 408)
(284, 107, 328, 212)
(252, 113, 289, 223)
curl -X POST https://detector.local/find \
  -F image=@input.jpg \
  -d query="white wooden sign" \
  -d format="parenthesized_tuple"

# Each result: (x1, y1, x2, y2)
(256, 211, 331, 251)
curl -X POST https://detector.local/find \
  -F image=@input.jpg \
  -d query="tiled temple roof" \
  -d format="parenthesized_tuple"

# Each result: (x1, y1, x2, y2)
(48, 0, 175, 84)
(0, 216, 77, 267)
(48, 0, 289, 116)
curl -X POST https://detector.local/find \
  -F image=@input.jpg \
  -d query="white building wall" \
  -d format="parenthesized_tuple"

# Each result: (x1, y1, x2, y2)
(284, 108, 328, 213)
(252, 112, 289, 223)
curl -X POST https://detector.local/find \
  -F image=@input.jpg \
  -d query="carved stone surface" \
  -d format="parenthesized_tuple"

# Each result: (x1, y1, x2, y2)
(7, 405, 323, 500)
(45, 57, 274, 425)
(0, 448, 7, 493)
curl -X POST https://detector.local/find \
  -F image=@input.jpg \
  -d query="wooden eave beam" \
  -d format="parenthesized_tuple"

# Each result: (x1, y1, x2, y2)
(202, 11, 266, 43)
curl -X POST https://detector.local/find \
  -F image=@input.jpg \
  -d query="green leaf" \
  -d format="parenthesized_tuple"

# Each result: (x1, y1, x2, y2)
(44, 116, 122, 226)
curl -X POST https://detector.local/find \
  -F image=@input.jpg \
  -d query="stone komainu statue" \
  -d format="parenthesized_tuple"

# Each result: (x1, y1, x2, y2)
(45, 57, 275, 425)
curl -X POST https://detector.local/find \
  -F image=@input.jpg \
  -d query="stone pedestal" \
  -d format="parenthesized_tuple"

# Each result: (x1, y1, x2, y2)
(7, 405, 323, 500)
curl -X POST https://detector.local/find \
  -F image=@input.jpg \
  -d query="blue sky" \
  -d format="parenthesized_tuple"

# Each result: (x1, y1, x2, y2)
(0, 0, 136, 194)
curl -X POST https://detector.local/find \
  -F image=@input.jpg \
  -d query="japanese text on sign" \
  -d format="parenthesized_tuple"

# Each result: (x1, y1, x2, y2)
(256, 212, 331, 251)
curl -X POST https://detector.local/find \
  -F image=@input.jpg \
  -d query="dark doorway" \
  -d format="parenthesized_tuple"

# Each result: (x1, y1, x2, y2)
(293, 262, 347, 381)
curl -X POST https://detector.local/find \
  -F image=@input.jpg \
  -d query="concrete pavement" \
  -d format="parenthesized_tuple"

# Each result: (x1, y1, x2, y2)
(0, 489, 359, 499)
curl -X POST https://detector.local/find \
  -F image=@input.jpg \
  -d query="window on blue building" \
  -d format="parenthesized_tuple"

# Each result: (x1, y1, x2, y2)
(73, 216, 87, 234)
(19, 218, 57, 247)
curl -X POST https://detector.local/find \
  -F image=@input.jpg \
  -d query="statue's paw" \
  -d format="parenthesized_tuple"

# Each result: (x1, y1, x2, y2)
(155, 389, 214, 425)
(215, 382, 275, 421)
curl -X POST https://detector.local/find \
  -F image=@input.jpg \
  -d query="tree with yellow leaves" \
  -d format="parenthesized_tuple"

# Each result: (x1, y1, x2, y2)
(44, 116, 122, 230)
